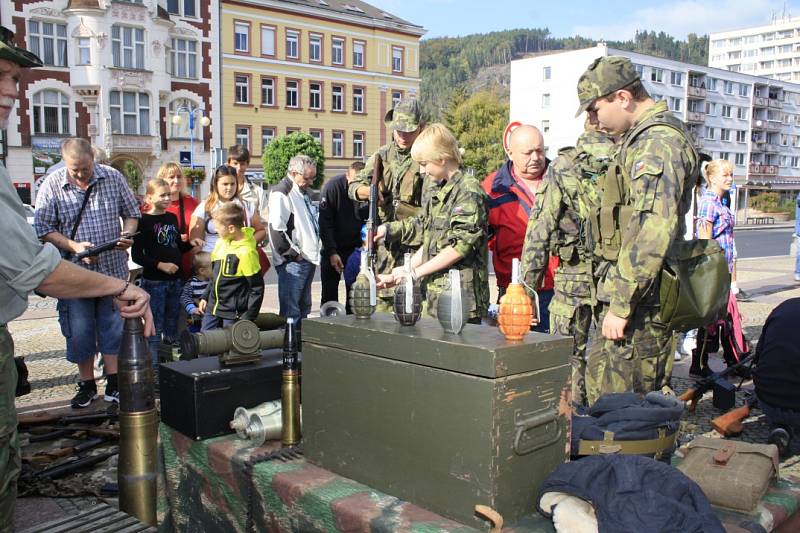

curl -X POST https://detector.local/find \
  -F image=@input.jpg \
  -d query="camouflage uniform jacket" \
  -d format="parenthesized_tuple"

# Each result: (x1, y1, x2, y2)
(598, 99, 699, 318)
(384, 171, 489, 319)
(521, 145, 608, 315)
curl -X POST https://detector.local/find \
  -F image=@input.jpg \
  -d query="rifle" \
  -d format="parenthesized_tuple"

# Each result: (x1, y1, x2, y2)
(30, 450, 118, 481)
(364, 154, 383, 305)
(18, 409, 118, 427)
(32, 437, 108, 463)
(75, 231, 139, 260)
(678, 353, 754, 412)
(711, 395, 758, 437)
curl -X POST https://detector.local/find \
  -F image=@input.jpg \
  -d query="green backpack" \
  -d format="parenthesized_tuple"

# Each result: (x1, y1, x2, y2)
(593, 115, 730, 332)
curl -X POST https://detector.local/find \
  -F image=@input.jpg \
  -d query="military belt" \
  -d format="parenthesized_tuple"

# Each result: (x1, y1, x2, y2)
(577, 428, 677, 460)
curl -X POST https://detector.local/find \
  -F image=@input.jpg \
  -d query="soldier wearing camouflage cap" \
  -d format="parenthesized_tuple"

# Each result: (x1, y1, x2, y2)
(0, 26, 154, 526)
(520, 127, 615, 405)
(578, 55, 699, 404)
(348, 98, 427, 311)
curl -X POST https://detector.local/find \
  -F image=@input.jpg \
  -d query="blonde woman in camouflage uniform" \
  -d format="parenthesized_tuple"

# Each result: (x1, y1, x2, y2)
(521, 128, 615, 405)
(348, 99, 426, 312)
(375, 123, 489, 322)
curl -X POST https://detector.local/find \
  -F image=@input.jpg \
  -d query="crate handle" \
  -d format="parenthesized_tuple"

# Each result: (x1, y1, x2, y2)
(513, 407, 562, 455)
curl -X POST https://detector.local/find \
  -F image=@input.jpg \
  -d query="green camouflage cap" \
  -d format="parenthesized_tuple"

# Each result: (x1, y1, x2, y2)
(384, 98, 422, 133)
(576, 129, 615, 158)
(0, 26, 42, 67)
(575, 55, 639, 117)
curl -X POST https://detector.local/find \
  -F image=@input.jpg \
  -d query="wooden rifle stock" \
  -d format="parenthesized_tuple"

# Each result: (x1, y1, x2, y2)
(712, 403, 752, 437)
(366, 155, 383, 266)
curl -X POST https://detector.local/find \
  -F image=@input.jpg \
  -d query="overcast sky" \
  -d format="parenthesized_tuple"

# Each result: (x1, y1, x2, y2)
(367, 0, 800, 40)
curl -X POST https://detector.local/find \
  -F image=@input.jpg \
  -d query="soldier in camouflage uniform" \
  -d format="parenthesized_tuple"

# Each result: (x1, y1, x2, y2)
(348, 98, 426, 312)
(0, 27, 154, 528)
(520, 129, 615, 405)
(576, 56, 699, 405)
(376, 123, 489, 321)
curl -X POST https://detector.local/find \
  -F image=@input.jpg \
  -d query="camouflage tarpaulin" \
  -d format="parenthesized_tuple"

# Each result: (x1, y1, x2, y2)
(157, 423, 800, 532)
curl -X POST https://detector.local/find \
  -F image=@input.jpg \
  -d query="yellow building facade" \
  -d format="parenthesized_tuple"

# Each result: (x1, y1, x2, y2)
(220, 0, 424, 178)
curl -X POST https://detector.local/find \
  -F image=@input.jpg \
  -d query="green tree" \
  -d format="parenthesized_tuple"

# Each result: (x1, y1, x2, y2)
(444, 91, 508, 180)
(121, 160, 141, 192)
(261, 132, 325, 188)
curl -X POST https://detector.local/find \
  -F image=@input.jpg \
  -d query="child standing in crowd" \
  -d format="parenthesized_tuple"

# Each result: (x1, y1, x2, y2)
(132, 178, 197, 367)
(189, 165, 266, 254)
(199, 202, 265, 330)
(180, 251, 211, 333)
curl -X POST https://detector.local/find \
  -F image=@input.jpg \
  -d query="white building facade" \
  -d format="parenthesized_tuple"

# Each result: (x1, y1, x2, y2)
(709, 16, 800, 83)
(510, 44, 800, 199)
(2, 0, 219, 203)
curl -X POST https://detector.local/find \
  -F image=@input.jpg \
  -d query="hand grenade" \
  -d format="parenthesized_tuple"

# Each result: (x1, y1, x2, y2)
(437, 269, 469, 334)
(393, 253, 422, 326)
(498, 258, 535, 341)
(350, 252, 376, 319)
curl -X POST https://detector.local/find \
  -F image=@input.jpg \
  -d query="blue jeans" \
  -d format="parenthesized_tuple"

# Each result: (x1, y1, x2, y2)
(276, 260, 316, 322)
(140, 278, 182, 367)
(795, 235, 800, 274)
(200, 313, 237, 331)
(533, 289, 554, 334)
(57, 297, 123, 364)
(758, 394, 800, 434)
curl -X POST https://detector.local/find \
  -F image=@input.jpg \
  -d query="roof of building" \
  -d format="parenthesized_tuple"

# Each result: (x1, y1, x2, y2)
(274, 0, 424, 33)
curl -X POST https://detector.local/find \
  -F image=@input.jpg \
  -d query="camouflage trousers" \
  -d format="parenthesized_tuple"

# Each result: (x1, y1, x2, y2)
(550, 305, 593, 407)
(0, 326, 19, 532)
(585, 303, 675, 406)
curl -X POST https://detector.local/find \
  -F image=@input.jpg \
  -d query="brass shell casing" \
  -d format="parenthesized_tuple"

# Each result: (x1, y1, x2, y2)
(281, 370, 301, 446)
(118, 409, 159, 526)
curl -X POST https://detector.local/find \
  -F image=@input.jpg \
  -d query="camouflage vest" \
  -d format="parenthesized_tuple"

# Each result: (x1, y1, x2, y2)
(377, 143, 422, 221)
(593, 112, 699, 262)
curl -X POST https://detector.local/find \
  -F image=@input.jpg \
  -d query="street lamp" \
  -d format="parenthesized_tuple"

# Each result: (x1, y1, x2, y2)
(171, 103, 211, 195)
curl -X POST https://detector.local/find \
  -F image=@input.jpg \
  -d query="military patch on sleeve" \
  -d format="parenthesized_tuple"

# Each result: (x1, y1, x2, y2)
(452, 206, 464, 215)
(634, 160, 645, 174)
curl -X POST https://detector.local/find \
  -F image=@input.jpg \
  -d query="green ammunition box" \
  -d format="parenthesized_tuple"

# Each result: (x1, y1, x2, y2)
(303, 314, 571, 528)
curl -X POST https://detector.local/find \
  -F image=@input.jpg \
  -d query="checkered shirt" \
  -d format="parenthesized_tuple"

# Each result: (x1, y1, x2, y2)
(696, 187, 735, 272)
(34, 163, 141, 280)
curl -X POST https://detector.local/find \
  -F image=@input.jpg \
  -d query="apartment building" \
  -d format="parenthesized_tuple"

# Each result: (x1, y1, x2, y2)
(510, 43, 800, 201)
(221, 0, 424, 179)
(709, 15, 800, 83)
(3, 0, 219, 201)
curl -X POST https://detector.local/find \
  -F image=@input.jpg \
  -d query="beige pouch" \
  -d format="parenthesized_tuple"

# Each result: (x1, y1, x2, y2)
(677, 436, 779, 513)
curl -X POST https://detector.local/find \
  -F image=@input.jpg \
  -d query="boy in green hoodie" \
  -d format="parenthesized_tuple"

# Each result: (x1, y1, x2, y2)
(199, 202, 264, 330)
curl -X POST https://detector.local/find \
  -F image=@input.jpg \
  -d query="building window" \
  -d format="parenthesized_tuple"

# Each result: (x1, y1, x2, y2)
(392, 90, 403, 108)
(261, 25, 276, 56)
(707, 78, 717, 91)
(650, 68, 664, 82)
(169, 99, 201, 139)
(735, 153, 745, 166)
(353, 40, 365, 68)
(722, 105, 732, 118)
(706, 126, 716, 140)
(353, 87, 364, 113)
(309, 82, 322, 110)
(353, 131, 364, 158)
(235, 126, 250, 149)
(706, 102, 717, 116)
(332, 37, 344, 65)
(669, 97, 682, 112)
(287, 127, 300, 135)
(76, 37, 91, 65)
(167, 0, 196, 17)
(32, 90, 69, 135)
(310, 129, 323, 145)
(261, 127, 275, 150)
(286, 80, 299, 108)
(670, 71, 683, 85)
(112, 25, 145, 69)
(634, 64, 644, 77)
(720, 152, 730, 161)
(170, 38, 197, 79)
(724, 81, 734, 94)
(234, 75, 250, 104)
(110, 90, 150, 135)
(541, 120, 550, 134)
(738, 107, 748, 120)
(332, 85, 344, 112)
(309, 34, 322, 62)
(541, 66, 551, 80)
(542, 93, 550, 107)
(332, 131, 344, 157)
(28, 21, 67, 67)
(736, 130, 746, 143)
(392, 46, 403, 73)
(261, 77, 275, 106)
(739, 84, 750, 97)
(792, 156, 800, 168)
(286, 30, 299, 59)
(234, 22, 249, 53)
(721, 128, 731, 141)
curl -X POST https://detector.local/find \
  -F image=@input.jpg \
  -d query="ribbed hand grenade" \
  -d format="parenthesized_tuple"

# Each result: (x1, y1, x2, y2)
(350, 252, 376, 319)
(498, 258, 534, 341)
(393, 253, 422, 326)
(437, 269, 469, 334)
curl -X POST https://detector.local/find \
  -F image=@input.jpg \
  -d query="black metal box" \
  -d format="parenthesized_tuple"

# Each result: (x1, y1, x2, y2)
(160, 350, 285, 440)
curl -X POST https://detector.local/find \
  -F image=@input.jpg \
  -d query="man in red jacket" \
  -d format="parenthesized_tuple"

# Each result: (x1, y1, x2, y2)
(482, 124, 556, 332)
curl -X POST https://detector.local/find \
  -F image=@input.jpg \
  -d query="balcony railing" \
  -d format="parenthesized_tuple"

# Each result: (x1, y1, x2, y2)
(753, 96, 769, 107)
(768, 99, 784, 109)
(686, 111, 705, 124)
(107, 134, 158, 154)
(687, 86, 707, 98)
(763, 143, 781, 152)
(748, 163, 779, 175)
